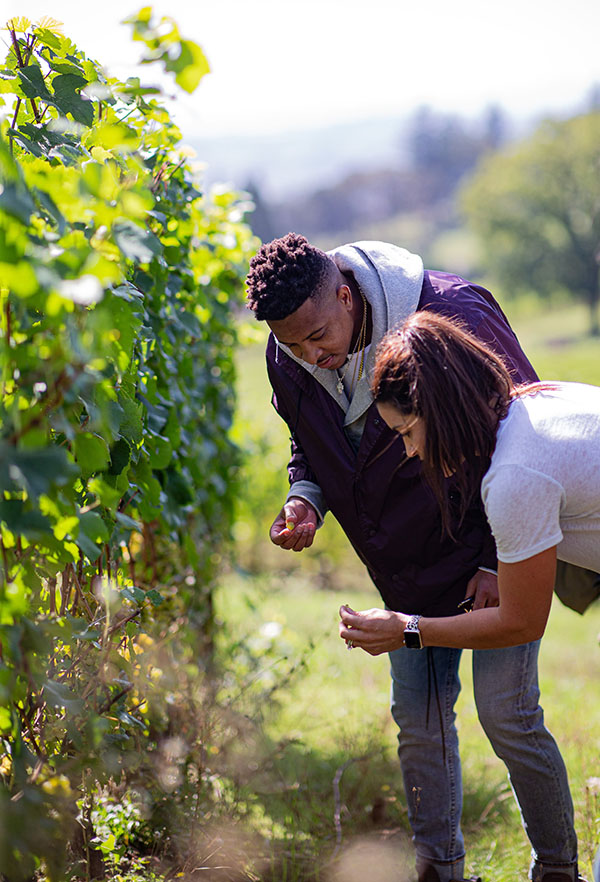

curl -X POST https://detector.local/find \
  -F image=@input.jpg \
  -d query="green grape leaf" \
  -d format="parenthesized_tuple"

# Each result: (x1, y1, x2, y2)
(76, 510, 109, 560)
(108, 438, 131, 476)
(114, 511, 141, 531)
(146, 588, 164, 607)
(7, 127, 45, 158)
(113, 220, 162, 263)
(147, 435, 172, 469)
(65, 614, 101, 641)
(120, 585, 145, 604)
(73, 433, 111, 479)
(140, 398, 169, 435)
(88, 477, 122, 512)
(0, 500, 51, 539)
(112, 282, 144, 302)
(176, 309, 202, 336)
(41, 54, 84, 76)
(0, 70, 20, 94)
(17, 64, 53, 102)
(0, 181, 35, 224)
(43, 679, 84, 712)
(51, 73, 94, 126)
(0, 445, 78, 499)
(33, 27, 64, 51)
(165, 39, 210, 94)
(118, 395, 144, 446)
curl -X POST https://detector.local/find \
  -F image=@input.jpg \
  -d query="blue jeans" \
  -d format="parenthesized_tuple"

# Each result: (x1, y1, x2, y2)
(389, 642, 578, 882)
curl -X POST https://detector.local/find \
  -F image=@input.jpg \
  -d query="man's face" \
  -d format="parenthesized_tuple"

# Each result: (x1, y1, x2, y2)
(266, 281, 355, 370)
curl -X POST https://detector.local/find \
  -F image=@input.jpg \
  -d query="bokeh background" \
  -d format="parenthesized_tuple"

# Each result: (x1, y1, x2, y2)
(2, 2, 599, 880)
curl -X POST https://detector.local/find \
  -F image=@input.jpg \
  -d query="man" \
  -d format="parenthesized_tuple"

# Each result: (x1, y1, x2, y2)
(245, 232, 585, 882)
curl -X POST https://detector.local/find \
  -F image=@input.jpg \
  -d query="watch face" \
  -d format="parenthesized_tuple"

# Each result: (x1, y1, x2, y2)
(404, 629, 422, 649)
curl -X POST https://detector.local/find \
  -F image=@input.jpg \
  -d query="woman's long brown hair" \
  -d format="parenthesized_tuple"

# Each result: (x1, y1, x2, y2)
(371, 311, 515, 535)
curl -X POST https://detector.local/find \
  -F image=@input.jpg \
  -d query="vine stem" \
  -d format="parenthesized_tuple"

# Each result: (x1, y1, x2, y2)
(107, 607, 141, 638)
(70, 566, 95, 620)
(7, 366, 70, 444)
(10, 97, 21, 138)
(60, 566, 72, 615)
(98, 683, 134, 715)
(9, 28, 41, 122)
(1, 299, 12, 398)
(15, 709, 44, 760)
(23, 33, 36, 65)
(9, 29, 24, 68)
(143, 521, 158, 587)
(0, 538, 9, 585)
(48, 576, 56, 615)
(125, 539, 137, 586)
(5, 299, 11, 347)
(331, 754, 371, 859)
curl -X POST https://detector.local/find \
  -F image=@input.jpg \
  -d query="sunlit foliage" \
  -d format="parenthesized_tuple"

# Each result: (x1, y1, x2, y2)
(461, 112, 600, 335)
(0, 10, 255, 878)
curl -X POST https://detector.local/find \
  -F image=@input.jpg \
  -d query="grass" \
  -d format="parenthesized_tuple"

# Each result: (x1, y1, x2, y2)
(214, 572, 600, 881)
(506, 296, 600, 384)
(218, 296, 600, 881)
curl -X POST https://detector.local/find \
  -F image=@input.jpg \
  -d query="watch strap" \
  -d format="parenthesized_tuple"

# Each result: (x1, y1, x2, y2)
(404, 614, 423, 649)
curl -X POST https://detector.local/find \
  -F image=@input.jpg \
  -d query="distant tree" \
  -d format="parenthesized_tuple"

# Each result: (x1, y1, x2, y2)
(482, 104, 508, 151)
(244, 178, 277, 242)
(462, 112, 600, 335)
(588, 83, 600, 111)
(260, 106, 513, 243)
(271, 168, 423, 240)
(406, 106, 492, 202)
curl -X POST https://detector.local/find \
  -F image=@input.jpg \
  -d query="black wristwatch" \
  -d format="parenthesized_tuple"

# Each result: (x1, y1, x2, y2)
(404, 615, 423, 649)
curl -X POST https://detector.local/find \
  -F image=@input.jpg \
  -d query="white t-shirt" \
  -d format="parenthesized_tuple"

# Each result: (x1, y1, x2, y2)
(480, 382, 600, 569)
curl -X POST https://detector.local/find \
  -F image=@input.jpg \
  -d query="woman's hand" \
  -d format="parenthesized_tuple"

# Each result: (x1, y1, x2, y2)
(339, 604, 408, 655)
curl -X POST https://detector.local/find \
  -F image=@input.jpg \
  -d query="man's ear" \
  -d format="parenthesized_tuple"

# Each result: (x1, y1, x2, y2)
(337, 283, 353, 309)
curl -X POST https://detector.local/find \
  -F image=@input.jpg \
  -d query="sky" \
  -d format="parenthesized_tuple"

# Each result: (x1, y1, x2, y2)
(3, 0, 600, 140)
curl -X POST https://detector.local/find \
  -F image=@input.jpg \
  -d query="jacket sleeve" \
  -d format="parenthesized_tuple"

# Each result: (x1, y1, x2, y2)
(424, 279, 539, 384)
(267, 357, 329, 522)
(285, 481, 327, 524)
(470, 312, 538, 384)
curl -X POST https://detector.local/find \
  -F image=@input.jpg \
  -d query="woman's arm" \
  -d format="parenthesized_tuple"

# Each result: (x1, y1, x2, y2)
(420, 547, 556, 648)
(339, 546, 557, 652)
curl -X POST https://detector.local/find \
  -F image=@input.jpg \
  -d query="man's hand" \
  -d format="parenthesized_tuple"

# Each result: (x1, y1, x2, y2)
(270, 497, 317, 552)
(464, 569, 499, 611)
(339, 604, 408, 655)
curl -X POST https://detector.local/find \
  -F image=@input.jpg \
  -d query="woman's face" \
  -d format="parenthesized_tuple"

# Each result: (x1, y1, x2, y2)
(376, 402, 426, 461)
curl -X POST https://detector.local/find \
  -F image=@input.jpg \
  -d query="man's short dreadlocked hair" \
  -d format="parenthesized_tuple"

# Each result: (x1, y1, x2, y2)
(245, 232, 333, 321)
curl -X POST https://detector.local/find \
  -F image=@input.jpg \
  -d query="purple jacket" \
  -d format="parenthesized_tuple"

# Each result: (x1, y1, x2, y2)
(266, 271, 538, 617)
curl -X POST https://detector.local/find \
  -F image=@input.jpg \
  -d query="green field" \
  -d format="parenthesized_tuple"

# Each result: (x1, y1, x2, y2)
(216, 576, 600, 881)
(509, 299, 600, 385)
(221, 299, 600, 881)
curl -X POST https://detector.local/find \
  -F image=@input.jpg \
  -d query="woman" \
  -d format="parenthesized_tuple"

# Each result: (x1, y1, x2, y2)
(339, 310, 600, 652)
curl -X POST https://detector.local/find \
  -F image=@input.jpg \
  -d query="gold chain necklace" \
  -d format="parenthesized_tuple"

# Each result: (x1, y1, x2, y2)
(336, 291, 368, 396)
